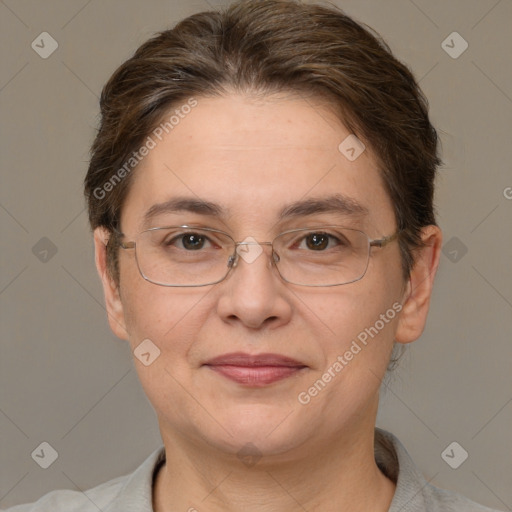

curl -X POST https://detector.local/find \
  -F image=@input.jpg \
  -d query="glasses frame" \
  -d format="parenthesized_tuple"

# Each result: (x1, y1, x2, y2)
(113, 225, 400, 288)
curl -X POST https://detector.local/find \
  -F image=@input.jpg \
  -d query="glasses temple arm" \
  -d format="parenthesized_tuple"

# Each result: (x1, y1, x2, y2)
(369, 230, 400, 248)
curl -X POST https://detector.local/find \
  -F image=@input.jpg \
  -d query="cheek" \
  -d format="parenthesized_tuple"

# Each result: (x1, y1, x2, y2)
(120, 282, 211, 400)
(119, 255, 210, 353)
(300, 282, 401, 347)
(301, 258, 404, 369)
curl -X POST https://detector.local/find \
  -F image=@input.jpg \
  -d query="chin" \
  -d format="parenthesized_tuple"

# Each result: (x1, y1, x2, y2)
(201, 405, 317, 459)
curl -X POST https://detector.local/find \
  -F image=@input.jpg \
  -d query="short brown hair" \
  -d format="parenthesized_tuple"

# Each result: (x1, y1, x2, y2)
(85, 0, 441, 283)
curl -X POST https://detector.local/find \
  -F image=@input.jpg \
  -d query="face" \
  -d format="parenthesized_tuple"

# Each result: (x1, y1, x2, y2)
(95, 92, 438, 460)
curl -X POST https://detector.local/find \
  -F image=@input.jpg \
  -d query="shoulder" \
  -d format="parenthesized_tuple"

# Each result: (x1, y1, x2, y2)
(2, 476, 126, 512)
(2, 447, 165, 512)
(375, 428, 503, 512)
(422, 483, 502, 512)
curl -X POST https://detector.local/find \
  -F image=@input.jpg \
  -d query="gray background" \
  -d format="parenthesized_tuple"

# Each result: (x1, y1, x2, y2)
(1, 0, 511, 509)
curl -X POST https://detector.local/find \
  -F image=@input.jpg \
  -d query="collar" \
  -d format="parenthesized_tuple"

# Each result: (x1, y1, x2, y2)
(105, 428, 428, 511)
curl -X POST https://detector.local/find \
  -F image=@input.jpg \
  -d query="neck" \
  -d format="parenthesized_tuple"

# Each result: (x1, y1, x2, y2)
(153, 419, 396, 512)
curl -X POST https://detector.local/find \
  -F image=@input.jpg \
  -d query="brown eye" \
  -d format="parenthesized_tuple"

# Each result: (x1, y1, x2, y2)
(305, 233, 329, 250)
(164, 232, 210, 250)
(180, 233, 206, 250)
(293, 231, 350, 252)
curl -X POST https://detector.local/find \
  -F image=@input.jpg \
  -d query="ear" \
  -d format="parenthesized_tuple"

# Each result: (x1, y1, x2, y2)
(395, 225, 442, 344)
(93, 227, 129, 340)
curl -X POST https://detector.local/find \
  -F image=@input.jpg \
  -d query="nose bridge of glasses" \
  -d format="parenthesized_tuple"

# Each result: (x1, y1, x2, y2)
(229, 240, 279, 269)
(236, 240, 273, 248)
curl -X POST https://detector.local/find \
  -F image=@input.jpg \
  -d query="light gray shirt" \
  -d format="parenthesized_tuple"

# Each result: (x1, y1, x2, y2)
(3, 428, 501, 511)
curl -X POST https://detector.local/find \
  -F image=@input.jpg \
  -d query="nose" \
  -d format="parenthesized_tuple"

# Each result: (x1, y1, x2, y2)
(227, 241, 280, 269)
(216, 241, 292, 331)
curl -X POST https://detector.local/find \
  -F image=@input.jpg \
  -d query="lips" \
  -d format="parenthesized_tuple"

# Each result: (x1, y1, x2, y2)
(205, 352, 305, 367)
(204, 352, 307, 386)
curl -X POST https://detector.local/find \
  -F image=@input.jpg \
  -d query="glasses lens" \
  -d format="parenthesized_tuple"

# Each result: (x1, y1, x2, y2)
(135, 227, 234, 286)
(132, 226, 371, 287)
(273, 227, 370, 286)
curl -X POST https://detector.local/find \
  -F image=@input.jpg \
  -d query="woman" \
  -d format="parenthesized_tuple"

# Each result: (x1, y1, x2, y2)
(6, 1, 501, 510)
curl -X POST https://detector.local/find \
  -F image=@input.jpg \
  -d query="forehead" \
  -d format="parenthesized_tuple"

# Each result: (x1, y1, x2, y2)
(121, 93, 395, 233)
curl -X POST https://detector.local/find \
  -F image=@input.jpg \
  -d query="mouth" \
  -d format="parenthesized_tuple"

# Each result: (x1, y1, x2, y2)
(203, 352, 308, 387)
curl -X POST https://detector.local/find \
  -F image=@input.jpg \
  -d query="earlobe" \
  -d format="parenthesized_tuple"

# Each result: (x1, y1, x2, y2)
(395, 225, 442, 344)
(93, 227, 129, 340)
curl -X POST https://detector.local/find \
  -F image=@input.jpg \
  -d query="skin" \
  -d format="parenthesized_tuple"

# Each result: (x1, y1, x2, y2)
(94, 92, 442, 512)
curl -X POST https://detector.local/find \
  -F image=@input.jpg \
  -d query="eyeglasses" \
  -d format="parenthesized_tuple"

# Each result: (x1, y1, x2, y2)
(114, 225, 399, 287)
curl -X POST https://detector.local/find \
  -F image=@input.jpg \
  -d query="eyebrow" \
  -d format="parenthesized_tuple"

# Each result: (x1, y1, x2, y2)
(142, 193, 368, 227)
(278, 194, 368, 220)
